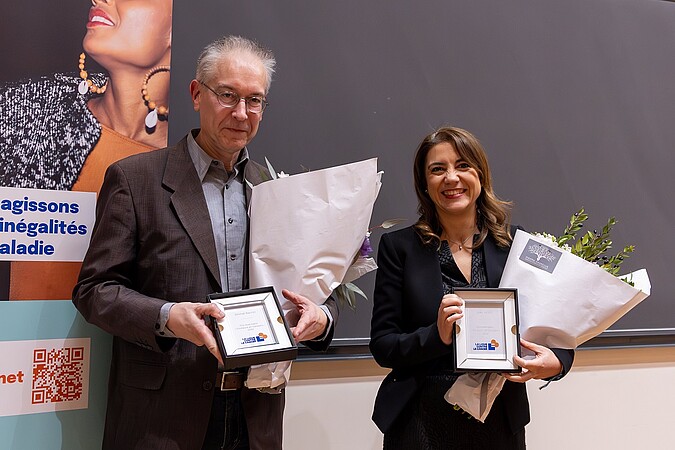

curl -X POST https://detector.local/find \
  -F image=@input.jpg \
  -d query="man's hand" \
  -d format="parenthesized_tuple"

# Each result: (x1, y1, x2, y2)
(166, 302, 225, 365)
(502, 338, 563, 383)
(282, 289, 328, 342)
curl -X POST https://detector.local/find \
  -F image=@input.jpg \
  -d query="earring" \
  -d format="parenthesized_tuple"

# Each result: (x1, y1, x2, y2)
(77, 53, 107, 95)
(142, 65, 170, 129)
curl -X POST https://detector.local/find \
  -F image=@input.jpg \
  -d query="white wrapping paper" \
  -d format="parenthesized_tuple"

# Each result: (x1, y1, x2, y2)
(245, 158, 382, 389)
(446, 229, 651, 421)
(502, 230, 651, 348)
(444, 372, 506, 422)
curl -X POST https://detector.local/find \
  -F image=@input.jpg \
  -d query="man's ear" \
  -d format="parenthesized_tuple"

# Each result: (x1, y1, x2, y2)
(189, 79, 201, 112)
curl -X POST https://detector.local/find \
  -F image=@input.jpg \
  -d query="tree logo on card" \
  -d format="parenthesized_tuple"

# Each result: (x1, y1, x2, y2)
(520, 239, 562, 273)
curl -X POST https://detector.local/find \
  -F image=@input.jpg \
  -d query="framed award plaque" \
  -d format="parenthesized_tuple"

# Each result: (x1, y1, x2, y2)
(208, 287, 297, 370)
(452, 288, 521, 373)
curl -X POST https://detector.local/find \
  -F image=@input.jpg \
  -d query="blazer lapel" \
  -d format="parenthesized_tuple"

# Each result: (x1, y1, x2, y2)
(163, 138, 221, 290)
(243, 158, 271, 204)
(483, 234, 511, 288)
(420, 242, 445, 316)
(241, 159, 271, 287)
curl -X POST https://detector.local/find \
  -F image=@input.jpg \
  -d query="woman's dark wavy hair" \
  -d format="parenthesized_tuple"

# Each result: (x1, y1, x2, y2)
(412, 126, 513, 248)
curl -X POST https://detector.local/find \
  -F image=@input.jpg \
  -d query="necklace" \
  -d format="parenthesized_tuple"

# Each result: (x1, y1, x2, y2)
(446, 234, 474, 251)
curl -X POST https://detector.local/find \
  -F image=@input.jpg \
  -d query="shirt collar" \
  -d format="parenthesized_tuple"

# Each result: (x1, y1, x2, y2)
(187, 129, 250, 181)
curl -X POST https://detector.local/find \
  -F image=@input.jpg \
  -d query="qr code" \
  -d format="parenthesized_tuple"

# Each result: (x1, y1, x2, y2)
(31, 347, 84, 404)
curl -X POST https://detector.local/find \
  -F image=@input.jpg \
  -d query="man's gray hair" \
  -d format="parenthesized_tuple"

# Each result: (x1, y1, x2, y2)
(196, 35, 276, 93)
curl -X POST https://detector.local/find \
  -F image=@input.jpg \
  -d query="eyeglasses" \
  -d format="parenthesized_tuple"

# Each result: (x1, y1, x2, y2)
(199, 81, 268, 113)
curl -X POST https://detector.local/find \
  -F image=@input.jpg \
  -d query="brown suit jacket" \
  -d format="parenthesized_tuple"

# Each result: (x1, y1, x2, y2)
(73, 135, 337, 450)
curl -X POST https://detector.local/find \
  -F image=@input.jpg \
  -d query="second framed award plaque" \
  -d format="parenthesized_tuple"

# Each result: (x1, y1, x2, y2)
(452, 288, 521, 373)
(208, 287, 297, 370)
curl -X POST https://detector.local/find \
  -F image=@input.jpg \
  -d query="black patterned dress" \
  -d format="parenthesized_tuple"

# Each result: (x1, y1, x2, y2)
(383, 240, 526, 450)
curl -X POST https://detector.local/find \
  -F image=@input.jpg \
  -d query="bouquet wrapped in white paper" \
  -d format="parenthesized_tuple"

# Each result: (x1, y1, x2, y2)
(501, 231, 650, 348)
(446, 210, 651, 421)
(245, 158, 382, 389)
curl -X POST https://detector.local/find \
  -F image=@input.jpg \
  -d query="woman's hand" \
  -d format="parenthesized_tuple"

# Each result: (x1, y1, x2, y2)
(437, 294, 464, 345)
(502, 338, 563, 383)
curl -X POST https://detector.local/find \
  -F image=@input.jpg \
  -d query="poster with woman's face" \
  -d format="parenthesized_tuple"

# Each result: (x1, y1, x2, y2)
(0, 0, 174, 301)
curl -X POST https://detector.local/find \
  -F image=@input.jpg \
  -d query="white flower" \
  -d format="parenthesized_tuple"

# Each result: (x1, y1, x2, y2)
(533, 232, 572, 253)
(533, 232, 557, 244)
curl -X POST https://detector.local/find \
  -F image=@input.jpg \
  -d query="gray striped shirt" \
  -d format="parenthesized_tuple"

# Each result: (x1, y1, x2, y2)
(186, 130, 248, 292)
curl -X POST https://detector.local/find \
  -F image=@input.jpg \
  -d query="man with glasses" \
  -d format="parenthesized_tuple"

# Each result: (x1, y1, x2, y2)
(73, 35, 337, 450)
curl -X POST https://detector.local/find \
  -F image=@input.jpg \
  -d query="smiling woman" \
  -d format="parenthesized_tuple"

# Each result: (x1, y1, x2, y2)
(369, 126, 575, 449)
(424, 142, 482, 227)
(0, 0, 173, 300)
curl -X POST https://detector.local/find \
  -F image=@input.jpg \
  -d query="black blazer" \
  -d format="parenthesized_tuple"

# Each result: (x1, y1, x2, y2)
(369, 226, 574, 435)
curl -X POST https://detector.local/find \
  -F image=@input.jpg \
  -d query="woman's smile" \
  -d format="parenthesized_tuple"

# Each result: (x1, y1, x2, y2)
(441, 188, 465, 199)
(87, 8, 114, 28)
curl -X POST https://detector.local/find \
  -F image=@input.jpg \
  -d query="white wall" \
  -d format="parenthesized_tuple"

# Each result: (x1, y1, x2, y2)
(284, 347, 675, 450)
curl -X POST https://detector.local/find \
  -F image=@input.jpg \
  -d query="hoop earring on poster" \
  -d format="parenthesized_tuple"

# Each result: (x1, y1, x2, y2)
(77, 53, 107, 95)
(142, 65, 170, 130)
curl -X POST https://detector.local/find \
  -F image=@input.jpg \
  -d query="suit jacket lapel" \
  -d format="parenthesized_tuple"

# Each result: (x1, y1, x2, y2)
(419, 241, 445, 316)
(483, 234, 511, 288)
(243, 159, 271, 203)
(413, 229, 511, 290)
(163, 137, 221, 290)
(241, 159, 271, 288)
